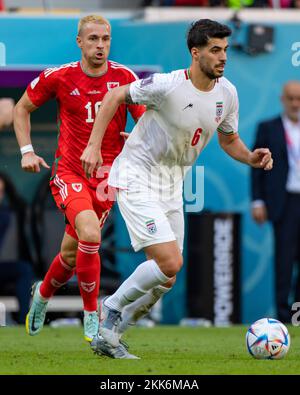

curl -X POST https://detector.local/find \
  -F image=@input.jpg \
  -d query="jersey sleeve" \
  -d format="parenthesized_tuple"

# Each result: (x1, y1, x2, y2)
(128, 103, 146, 120)
(217, 87, 239, 136)
(26, 68, 60, 107)
(129, 72, 178, 110)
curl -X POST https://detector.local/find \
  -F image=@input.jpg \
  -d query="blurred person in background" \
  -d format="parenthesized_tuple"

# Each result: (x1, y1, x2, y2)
(268, 0, 293, 6)
(290, 0, 300, 7)
(251, 81, 300, 323)
(0, 98, 14, 130)
(0, 173, 33, 324)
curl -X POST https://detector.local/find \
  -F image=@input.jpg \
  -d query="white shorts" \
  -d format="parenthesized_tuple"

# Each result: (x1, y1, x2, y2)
(117, 189, 184, 252)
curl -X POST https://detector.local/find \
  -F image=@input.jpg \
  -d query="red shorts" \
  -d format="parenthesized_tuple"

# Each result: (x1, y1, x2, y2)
(50, 173, 116, 240)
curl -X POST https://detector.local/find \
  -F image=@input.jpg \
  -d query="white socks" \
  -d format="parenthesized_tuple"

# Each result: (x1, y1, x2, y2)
(106, 259, 171, 311)
(118, 284, 170, 334)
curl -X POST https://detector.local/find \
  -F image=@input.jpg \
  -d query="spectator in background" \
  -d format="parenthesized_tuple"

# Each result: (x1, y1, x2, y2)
(251, 81, 300, 323)
(227, 0, 254, 8)
(227, 0, 273, 8)
(0, 174, 33, 324)
(172, 0, 209, 5)
(268, 0, 292, 6)
(290, 0, 300, 7)
(0, 98, 14, 130)
(209, 0, 227, 6)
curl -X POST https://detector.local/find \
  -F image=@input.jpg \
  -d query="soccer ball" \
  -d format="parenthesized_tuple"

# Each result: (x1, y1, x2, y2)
(246, 318, 290, 360)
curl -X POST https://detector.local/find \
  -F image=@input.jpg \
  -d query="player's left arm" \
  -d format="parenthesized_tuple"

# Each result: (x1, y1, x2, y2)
(81, 84, 134, 178)
(218, 132, 273, 170)
(217, 87, 272, 171)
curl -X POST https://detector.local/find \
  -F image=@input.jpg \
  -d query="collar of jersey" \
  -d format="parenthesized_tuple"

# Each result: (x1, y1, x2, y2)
(80, 61, 108, 78)
(185, 68, 219, 95)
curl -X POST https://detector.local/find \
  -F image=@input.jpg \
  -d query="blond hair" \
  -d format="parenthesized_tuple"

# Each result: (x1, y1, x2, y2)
(77, 15, 111, 36)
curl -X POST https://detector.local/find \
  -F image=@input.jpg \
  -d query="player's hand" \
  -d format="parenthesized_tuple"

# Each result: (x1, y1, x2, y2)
(120, 131, 130, 140)
(249, 148, 273, 170)
(252, 206, 268, 224)
(80, 145, 103, 179)
(21, 152, 50, 173)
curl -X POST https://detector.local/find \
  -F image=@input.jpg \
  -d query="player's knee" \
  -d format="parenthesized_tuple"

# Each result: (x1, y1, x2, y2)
(163, 275, 176, 288)
(171, 256, 183, 276)
(160, 255, 183, 278)
(76, 224, 100, 243)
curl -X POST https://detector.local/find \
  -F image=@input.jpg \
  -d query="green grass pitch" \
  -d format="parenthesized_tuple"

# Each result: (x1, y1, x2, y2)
(0, 325, 299, 375)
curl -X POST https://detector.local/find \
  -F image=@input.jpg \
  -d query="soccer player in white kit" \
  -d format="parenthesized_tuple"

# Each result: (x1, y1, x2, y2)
(81, 19, 273, 355)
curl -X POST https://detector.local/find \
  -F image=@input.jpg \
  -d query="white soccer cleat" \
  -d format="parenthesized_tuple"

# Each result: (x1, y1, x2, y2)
(91, 334, 140, 359)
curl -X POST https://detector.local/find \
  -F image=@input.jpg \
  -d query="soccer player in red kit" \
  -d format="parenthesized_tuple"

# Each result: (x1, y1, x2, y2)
(13, 15, 145, 347)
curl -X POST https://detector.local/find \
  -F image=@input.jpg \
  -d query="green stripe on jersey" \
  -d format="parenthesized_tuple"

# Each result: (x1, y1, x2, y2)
(217, 128, 236, 136)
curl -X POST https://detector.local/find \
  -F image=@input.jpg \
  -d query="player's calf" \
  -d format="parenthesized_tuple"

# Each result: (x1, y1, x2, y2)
(144, 241, 183, 278)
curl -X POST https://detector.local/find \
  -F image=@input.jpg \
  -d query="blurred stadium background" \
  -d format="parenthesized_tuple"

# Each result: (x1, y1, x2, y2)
(0, 0, 299, 328)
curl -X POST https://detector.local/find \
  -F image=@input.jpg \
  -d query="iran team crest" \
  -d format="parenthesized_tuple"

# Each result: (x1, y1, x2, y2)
(146, 219, 157, 234)
(107, 82, 120, 91)
(215, 101, 223, 122)
(72, 183, 82, 192)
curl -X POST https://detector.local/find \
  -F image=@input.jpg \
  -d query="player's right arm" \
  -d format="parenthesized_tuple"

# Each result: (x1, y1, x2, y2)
(14, 91, 50, 172)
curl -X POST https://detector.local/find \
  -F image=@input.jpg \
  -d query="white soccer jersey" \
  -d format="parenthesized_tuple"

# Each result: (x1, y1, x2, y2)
(108, 69, 239, 199)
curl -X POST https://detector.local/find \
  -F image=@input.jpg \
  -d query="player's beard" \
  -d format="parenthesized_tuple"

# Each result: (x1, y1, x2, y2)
(199, 59, 224, 80)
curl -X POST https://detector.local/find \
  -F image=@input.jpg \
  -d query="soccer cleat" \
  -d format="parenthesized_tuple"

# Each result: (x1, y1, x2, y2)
(99, 297, 122, 347)
(91, 334, 140, 359)
(25, 281, 48, 336)
(83, 311, 99, 342)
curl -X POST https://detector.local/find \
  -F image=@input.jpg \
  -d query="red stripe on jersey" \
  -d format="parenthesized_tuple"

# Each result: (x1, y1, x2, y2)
(44, 62, 78, 78)
(109, 61, 139, 80)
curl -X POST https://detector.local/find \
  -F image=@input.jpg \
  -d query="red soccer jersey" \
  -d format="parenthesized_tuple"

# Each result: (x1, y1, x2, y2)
(27, 60, 145, 188)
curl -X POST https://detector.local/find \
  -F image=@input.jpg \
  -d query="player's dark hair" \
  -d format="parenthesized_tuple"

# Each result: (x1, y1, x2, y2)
(187, 19, 232, 52)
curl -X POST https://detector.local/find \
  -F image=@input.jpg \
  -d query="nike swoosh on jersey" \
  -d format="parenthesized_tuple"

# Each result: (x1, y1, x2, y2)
(182, 103, 193, 110)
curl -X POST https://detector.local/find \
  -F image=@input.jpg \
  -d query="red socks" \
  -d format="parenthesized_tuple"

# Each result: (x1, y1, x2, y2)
(40, 253, 75, 299)
(39, 242, 101, 312)
(76, 241, 101, 312)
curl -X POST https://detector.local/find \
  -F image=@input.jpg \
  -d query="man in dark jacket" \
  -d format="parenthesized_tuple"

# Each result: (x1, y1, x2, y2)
(251, 81, 300, 323)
